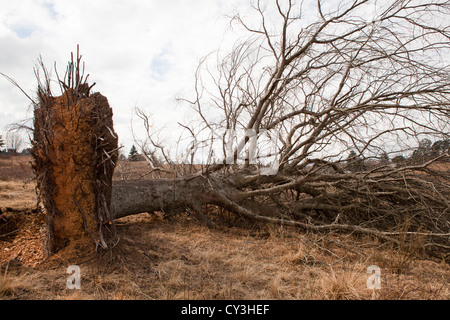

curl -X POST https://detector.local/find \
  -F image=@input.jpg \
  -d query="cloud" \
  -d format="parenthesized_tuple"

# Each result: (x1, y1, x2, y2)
(0, 0, 247, 150)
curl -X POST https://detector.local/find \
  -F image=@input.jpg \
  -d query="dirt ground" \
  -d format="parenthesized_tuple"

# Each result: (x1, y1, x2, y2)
(0, 156, 449, 300)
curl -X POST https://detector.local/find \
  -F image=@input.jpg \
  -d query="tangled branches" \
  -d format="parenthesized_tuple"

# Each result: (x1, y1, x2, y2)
(127, 0, 450, 260)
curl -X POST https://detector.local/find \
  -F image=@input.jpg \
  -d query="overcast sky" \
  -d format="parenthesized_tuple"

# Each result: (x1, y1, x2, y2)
(0, 0, 257, 153)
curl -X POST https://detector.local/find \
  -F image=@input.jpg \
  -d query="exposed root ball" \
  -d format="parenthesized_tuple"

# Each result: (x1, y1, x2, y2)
(32, 87, 118, 255)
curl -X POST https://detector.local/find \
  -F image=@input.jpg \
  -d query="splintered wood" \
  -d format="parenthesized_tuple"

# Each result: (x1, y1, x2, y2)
(0, 210, 46, 267)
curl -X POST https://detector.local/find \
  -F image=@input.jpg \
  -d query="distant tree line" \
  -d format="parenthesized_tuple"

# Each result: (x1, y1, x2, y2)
(346, 138, 450, 172)
(409, 138, 450, 164)
(119, 138, 450, 169)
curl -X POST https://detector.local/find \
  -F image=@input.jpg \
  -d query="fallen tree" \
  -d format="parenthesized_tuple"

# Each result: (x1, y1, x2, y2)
(8, 0, 448, 260)
(110, 161, 450, 257)
(117, 0, 450, 259)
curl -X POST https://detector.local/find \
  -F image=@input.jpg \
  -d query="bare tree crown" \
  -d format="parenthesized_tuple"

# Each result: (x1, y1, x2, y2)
(173, 0, 450, 172)
(128, 0, 449, 259)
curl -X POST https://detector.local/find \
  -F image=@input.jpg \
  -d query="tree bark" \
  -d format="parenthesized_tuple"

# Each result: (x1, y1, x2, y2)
(111, 175, 219, 228)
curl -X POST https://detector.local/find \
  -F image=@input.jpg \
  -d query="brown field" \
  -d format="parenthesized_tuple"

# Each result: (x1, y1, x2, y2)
(0, 156, 449, 300)
(0, 155, 34, 181)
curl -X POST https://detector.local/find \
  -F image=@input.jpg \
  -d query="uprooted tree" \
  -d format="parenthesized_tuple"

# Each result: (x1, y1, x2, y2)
(31, 49, 119, 254)
(26, 0, 449, 259)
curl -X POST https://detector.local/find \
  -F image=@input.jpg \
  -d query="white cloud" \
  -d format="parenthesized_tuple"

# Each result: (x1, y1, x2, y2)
(0, 0, 245, 151)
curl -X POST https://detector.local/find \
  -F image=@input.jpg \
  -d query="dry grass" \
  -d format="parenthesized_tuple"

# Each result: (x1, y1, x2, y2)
(0, 156, 449, 300)
(0, 213, 449, 300)
(0, 180, 36, 209)
(0, 266, 13, 297)
(0, 155, 34, 181)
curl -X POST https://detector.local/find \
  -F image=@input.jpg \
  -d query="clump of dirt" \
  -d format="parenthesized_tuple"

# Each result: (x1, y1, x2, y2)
(31, 65, 118, 258)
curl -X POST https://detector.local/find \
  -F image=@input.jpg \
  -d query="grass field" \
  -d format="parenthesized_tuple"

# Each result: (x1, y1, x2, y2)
(0, 156, 449, 300)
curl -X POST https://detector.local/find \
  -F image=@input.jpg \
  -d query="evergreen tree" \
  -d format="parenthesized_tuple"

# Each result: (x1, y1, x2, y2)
(380, 151, 390, 166)
(431, 139, 450, 157)
(411, 138, 433, 163)
(346, 150, 366, 172)
(128, 145, 139, 161)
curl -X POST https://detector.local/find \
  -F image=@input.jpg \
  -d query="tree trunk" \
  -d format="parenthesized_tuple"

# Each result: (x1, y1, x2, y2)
(111, 176, 218, 228)
(110, 170, 450, 262)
